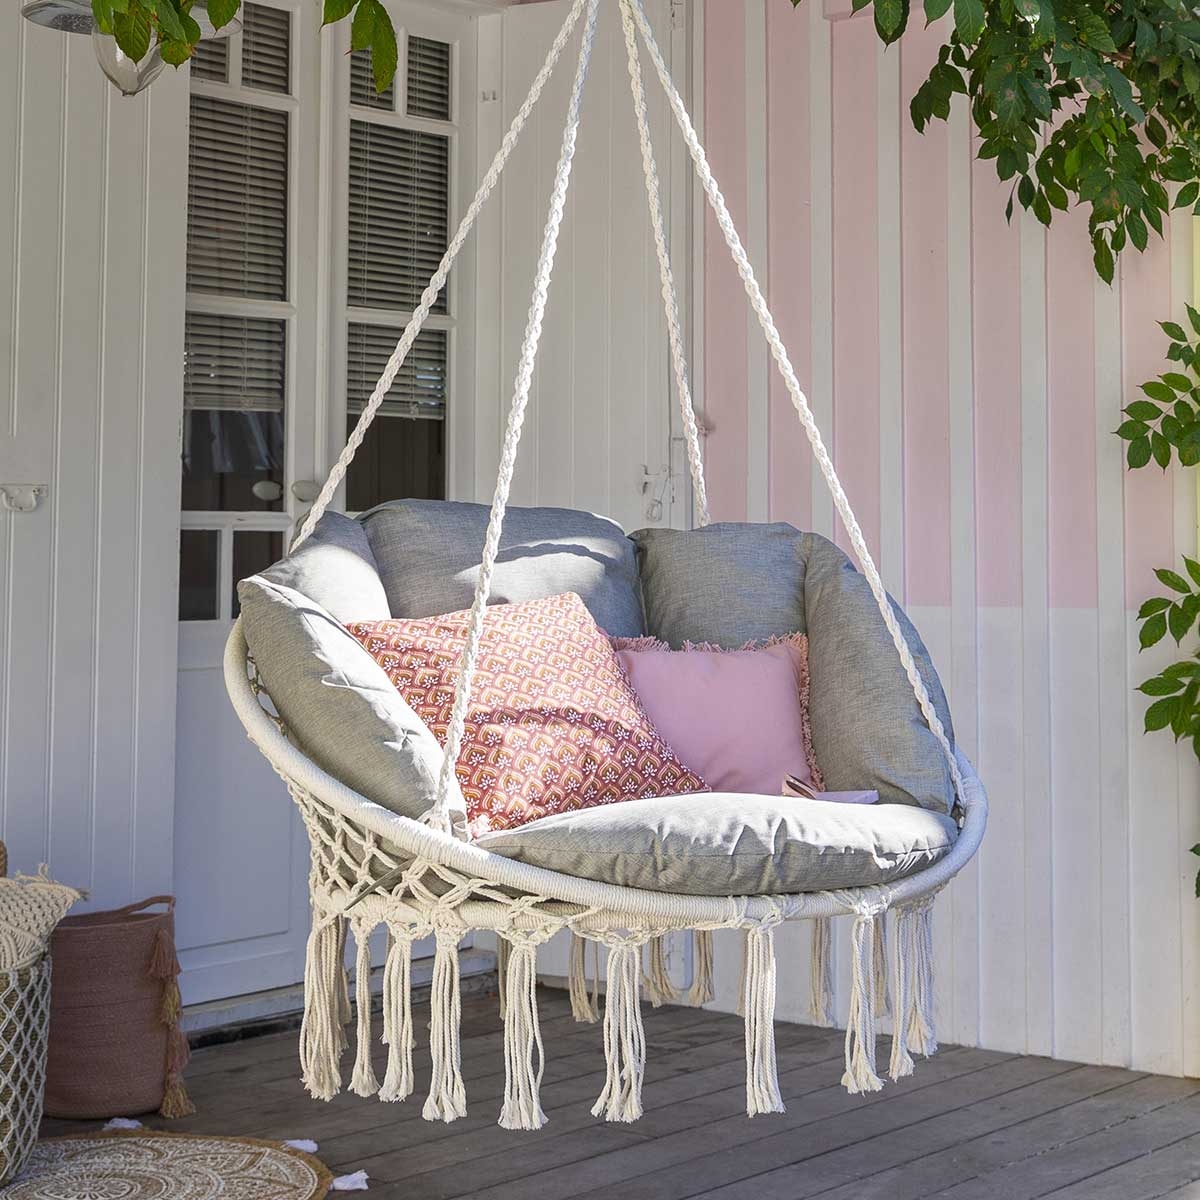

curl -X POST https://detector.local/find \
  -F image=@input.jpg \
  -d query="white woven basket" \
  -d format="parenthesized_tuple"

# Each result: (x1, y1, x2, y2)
(0, 954, 52, 1185)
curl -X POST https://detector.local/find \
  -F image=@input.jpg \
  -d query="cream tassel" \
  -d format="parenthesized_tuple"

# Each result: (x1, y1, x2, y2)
(888, 906, 915, 1080)
(350, 922, 380, 1097)
(907, 900, 938, 1057)
(685, 929, 714, 1007)
(735, 930, 748, 1018)
(841, 913, 884, 1095)
(643, 935, 677, 1008)
(423, 929, 467, 1123)
(872, 914, 891, 1018)
(591, 942, 646, 1123)
(568, 932, 599, 1023)
(499, 938, 547, 1130)
(809, 916, 835, 1028)
(334, 918, 352, 1055)
(742, 926, 784, 1116)
(379, 927, 414, 1102)
(299, 918, 345, 1101)
(497, 937, 511, 1021)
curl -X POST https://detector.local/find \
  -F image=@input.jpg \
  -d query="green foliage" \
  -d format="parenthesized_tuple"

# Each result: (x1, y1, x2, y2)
(91, 0, 399, 91)
(793, 0, 1200, 284)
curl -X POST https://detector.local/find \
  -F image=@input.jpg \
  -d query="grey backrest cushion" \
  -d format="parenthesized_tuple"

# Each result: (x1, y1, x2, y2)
(360, 499, 645, 637)
(238, 575, 467, 834)
(632, 523, 955, 814)
(477, 793, 956, 896)
(258, 511, 390, 624)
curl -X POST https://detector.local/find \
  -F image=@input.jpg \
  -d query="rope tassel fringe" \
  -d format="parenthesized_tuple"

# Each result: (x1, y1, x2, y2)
(591, 942, 646, 1123)
(379, 927, 415, 1103)
(569, 932, 599, 1023)
(299, 917, 346, 1102)
(842, 913, 884, 1095)
(499, 939, 547, 1130)
(350, 922, 380, 1097)
(423, 930, 467, 1123)
(643, 935, 677, 1008)
(742, 926, 784, 1117)
(686, 929, 714, 1007)
(809, 916, 835, 1028)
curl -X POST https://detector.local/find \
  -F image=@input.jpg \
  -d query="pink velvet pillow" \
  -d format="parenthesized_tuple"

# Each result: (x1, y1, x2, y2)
(614, 634, 823, 796)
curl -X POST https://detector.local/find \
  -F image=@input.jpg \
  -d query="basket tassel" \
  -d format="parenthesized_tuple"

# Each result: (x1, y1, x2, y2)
(350, 923, 379, 1098)
(685, 929, 714, 1007)
(809, 916, 835, 1028)
(423, 930, 466, 1123)
(148, 919, 194, 1119)
(299, 917, 345, 1101)
(742, 925, 784, 1117)
(149, 927, 181, 981)
(159, 1026, 194, 1118)
(842, 913, 884, 1095)
(591, 942, 646, 1123)
(499, 938, 547, 1130)
(643, 935, 676, 1008)
(568, 932, 599, 1024)
(379, 927, 414, 1103)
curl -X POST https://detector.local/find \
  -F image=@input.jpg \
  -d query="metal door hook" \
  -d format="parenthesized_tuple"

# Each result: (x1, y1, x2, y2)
(0, 484, 46, 514)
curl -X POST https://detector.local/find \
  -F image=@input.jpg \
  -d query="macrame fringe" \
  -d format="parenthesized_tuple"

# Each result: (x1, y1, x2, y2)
(742, 926, 784, 1117)
(423, 930, 467, 1123)
(499, 939, 547, 1130)
(300, 918, 345, 1101)
(809, 916, 835, 1028)
(568, 932, 599, 1023)
(335, 918, 352, 1056)
(842, 913, 884, 1095)
(379, 928, 415, 1103)
(872, 914, 891, 1018)
(591, 943, 646, 1123)
(643, 935, 676, 1008)
(685, 929, 714, 1007)
(735, 930, 748, 1018)
(892, 900, 937, 1074)
(497, 936, 511, 1021)
(350, 923, 380, 1097)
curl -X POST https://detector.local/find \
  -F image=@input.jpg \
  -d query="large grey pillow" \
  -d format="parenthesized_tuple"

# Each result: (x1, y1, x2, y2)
(631, 522, 807, 648)
(237, 576, 467, 834)
(257, 511, 389, 624)
(477, 793, 956, 896)
(360, 499, 645, 637)
(803, 534, 955, 815)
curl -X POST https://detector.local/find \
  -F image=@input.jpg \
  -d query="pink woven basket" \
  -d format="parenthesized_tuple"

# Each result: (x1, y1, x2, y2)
(42, 896, 193, 1120)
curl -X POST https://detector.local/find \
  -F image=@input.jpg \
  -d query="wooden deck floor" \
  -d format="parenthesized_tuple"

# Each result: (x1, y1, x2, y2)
(42, 987, 1200, 1199)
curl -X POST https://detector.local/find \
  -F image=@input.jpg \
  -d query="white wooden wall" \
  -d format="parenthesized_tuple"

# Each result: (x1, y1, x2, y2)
(0, 14, 187, 908)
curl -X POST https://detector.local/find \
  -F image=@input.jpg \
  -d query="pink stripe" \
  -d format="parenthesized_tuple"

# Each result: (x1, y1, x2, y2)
(972, 161, 1023, 606)
(831, 16, 880, 559)
(703, 0, 748, 523)
(1047, 205, 1099, 607)
(1122, 232, 1175, 604)
(766, 0, 811, 530)
(900, 22, 951, 606)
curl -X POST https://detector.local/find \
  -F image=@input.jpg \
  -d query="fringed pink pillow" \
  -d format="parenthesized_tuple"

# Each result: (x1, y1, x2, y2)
(613, 633, 823, 796)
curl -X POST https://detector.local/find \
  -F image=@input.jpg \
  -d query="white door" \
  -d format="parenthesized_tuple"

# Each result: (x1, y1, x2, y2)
(173, 0, 479, 1005)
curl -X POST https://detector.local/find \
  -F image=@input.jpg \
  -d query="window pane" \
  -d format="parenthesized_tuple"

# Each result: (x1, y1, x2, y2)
(347, 121, 449, 312)
(187, 95, 289, 300)
(184, 312, 286, 413)
(350, 48, 394, 110)
(179, 529, 220, 620)
(345, 412, 445, 512)
(191, 38, 228, 83)
(241, 2, 291, 94)
(346, 323, 446, 419)
(232, 530, 284, 617)
(407, 36, 451, 121)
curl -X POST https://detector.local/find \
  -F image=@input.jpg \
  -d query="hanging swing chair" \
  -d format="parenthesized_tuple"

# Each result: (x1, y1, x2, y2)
(225, 0, 987, 1130)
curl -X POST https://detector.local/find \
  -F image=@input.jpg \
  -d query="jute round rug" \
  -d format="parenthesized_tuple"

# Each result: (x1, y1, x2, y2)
(3, 1131, 333, 1199)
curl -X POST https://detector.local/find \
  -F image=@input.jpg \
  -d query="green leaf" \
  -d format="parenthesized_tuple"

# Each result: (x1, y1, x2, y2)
(160, 37, 193, 64)
(1116, 419, 1148, 440)
(924, 0, 952, 18)
(1139, 596, 1172, 618)
(1143, 381, 1177, 404)
(1188, 305, 1200, 338)
(1162, 322, 1188, 342)
(1153, 431, 1172, 469)
(91, 0, 115, 35)
(322, 0, 357, 23)
(205, 0, 240, 32)
(112, 5, 151, 62)
(1165, 373, 1194, 392)
(1155, 568, 1192, 594)
(1141, 611, 1168, 649)
(1128, 435, 1152, 468)
(369, 1, 397, 93)
(1094, 235, 1115, 284)
(154, 0, 186, 41)
(1125, 401, 1160, 420)
(953, 0, 984, 42)
(1170, 601, 1194, 643)
(874, 0, 909, 42)
(1140, 675, 1185, 695)
(1145, 695, 1181, 730)
(1185, 556, 1200, 587)
(350, 0, 376, 51)
(1176, 182, 1200, 211)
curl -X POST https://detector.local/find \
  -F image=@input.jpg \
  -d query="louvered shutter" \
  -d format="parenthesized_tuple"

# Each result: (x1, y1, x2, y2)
(346, 324, 447, 420)
(241, 2, 291, 93)
(407, 36, 451, 120)
(187, 95, 289, 300)
(347, 121, 449, 312)
(184, 313, 286, 412)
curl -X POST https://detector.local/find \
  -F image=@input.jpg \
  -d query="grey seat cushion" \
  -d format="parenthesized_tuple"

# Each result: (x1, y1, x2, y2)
(360, 499, 645, 637)
(476, 793, 957, 896)
(257, 511, 390, 624)
(632, 523, 955, 814)
(238, 575, 467, 834)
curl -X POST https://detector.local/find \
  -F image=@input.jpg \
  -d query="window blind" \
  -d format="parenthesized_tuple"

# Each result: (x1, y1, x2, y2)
(241, 2, 291, 94)
(190, 37, 227, 83)
(346, 323, 446, 420)
(184, 312, 286, 412)
(347, 120, 449, 312)
(187, 95, 289, 300)
(407, 36, 451, 120)
(350, 48, 394, 110)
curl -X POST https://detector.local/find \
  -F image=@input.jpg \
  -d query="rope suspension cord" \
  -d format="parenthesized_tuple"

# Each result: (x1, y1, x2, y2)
(291, 0, 592, 552)
(622, 0, 964, 806)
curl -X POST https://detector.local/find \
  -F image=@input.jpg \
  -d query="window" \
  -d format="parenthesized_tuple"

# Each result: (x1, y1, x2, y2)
(342, 32, 455, 509)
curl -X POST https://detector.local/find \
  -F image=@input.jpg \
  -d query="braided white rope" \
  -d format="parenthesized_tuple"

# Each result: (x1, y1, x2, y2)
(291, 0, 591, 551)
(626, 0, 964, 802)
(427, 0, 602, 832)
(618, 0, 709, 527)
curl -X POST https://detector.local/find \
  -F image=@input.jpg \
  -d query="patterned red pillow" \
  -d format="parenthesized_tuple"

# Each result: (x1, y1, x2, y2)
(346, 592, 709, 835)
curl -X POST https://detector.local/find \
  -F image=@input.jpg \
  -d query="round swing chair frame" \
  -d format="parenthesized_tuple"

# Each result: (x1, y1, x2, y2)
(225, 0, 988, 1129)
